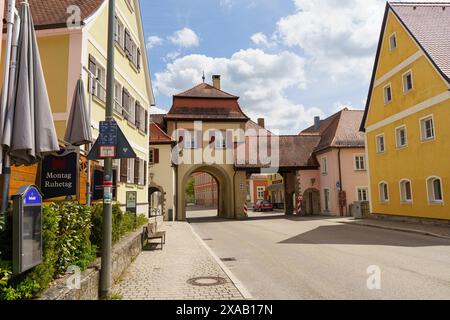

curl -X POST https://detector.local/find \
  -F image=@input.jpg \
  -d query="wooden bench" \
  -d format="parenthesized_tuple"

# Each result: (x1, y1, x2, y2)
(142, 223, 166, 250)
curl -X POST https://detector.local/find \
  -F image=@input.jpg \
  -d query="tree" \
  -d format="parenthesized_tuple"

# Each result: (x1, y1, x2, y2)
(186, 177, 195, 204)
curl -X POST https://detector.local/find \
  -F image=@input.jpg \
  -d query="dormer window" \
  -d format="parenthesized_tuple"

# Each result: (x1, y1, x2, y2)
(389, 33, 397, 51)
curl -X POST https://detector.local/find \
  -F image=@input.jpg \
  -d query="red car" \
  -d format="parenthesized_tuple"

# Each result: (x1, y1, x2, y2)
(253, 200, 273, 212)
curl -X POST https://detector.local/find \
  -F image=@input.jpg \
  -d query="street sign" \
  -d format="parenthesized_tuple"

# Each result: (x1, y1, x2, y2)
(99, 145, 116, 158)
(336, 181, 341, 189)
(99, 121, 118, 146)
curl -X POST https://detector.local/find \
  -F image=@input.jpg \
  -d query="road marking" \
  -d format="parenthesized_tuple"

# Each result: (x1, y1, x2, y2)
(188, 223, 254, 300)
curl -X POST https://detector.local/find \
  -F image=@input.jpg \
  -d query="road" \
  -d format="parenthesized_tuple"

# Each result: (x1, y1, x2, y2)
(187, 209, 450, 300)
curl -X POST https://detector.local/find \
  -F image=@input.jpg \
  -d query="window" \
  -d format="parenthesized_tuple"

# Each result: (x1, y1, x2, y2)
(427, 177, 443, 204)
(379, 182, 389, 203)
(420, 115, 435, 141)
(184, 131, 197, 149)
(214, 131, 226, 149)
(354, 155, 366, 171)
(127, 158, 135, 184)
(376, 134, 385, 153)
(403, 70, 413, 92)
(114, 81, 122, 114)
(138, 159, 145, 186)
(395, 126, 407, 148)
(88, 55, 106, 102)
(149, 148, 159, 165)
(129, 96, 136, 124)
(114, 16, 124, 48)
(400, 179, 413, 203)
(389, 33, 397, 51)
(257, 187, 265, 200)
(324, 189, 330, 211)
(384, 84, 392, 104)
(321, 157, 328, 175)
(357, 188, 369, 201)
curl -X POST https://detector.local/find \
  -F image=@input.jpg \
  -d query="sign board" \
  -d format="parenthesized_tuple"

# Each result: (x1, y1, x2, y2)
(92, 169, 117, 201)
(40, 148, 78, 200)
(336, 181, 341, 189)
(87, 120, 136, 160)
(12, 185, 43, 274)
(126, 191, 137, 214)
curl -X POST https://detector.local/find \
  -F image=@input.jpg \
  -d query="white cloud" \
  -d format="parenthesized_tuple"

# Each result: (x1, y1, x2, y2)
(154, 49, 322, 133)
(250, 32, 275, 47)
(169, 28, 200, 48)
(219, 0, 234, 8)
(146, 36, 163, 49)
(150, 106, 168, 115)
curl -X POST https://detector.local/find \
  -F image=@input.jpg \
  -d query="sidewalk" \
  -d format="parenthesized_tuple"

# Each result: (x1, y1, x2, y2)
(339, 217, 450, 240)
(113, 222, 244, 300)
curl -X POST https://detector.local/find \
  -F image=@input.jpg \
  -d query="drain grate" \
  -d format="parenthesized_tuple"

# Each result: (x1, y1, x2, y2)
(202, 238, 213, 241)
(220, 257, 236, 262)
(187, 276, 227, 287)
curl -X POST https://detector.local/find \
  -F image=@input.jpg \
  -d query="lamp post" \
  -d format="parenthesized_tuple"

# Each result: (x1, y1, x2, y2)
(99, 0, 115, 300)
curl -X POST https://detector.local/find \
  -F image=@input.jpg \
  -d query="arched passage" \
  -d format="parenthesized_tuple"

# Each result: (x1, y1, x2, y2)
(178, 165, 234, 221)
(149, 184, 165, 218)
(303, 188, 321, 215)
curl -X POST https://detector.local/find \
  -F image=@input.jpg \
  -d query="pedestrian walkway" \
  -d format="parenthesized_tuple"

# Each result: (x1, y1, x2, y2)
(340, 217, 450, 240)
(113, 222, 244, 300)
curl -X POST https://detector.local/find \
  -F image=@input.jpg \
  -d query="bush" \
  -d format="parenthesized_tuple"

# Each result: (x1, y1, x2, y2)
(90, 203, 148, 249)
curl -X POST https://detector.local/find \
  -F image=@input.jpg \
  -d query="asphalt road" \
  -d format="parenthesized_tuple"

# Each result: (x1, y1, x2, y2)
(187, 209, 450, 300)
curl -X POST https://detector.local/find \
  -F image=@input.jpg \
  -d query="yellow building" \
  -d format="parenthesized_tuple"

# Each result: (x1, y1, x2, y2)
(2, 0, 154, 214)
(360, 2, 450, 221)
(266, 174, 284, 209)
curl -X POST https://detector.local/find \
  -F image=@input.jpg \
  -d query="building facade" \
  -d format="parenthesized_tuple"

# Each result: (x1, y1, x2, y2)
(248, 174, 269, 205)
(1, 0, 154, 214)
(361, 2, 450, 221)
(192, 172, 218, 208)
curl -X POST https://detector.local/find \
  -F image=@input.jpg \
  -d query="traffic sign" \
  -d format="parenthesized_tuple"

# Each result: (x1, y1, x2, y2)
(99, 121, 118, 146)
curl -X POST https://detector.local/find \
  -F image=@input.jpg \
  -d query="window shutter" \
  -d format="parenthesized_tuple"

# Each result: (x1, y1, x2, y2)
(144, 161, 147, 186)
(122, 89, 129, 120)
(134, 158, 140, 185)
(124, 29, 130, 54)
(226, 130, 233, 149)
(135, 101, 140, 128)
(137, 48, 141, 70)
(154, 149, 160, 164)
(88, 55, 96, 93)
(196, 131, 203, 149)
(145, 110, 148, 134)
(120, 159, 127, 183)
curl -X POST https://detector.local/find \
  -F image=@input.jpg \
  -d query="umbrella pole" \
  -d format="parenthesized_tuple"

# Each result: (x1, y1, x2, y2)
(87, 73, 93, 207)
(0, 0, 17, 227)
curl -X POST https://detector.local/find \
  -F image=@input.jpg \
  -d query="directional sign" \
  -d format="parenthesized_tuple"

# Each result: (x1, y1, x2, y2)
(87, 120, 137, 160)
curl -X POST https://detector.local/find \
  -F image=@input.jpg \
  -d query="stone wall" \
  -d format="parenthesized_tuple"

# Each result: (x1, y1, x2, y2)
(39, 227, 148, 300)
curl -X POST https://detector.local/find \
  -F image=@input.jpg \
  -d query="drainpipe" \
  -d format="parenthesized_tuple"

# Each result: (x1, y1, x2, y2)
(338, 148, 344, 217)
(233, 170, 237, 219)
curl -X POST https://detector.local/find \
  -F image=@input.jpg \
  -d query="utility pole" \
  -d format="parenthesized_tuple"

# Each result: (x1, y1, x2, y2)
(100, 0, 115, 299)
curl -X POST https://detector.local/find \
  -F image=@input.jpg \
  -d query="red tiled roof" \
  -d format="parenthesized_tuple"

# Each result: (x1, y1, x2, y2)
(4, 0, 104, 29)
(149, 122, 174, 145)
(391, 2, 450, 80)
(166, 83, 249, 121)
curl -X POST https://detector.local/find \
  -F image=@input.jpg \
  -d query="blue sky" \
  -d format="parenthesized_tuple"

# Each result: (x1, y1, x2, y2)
(139, 0, 437, 134)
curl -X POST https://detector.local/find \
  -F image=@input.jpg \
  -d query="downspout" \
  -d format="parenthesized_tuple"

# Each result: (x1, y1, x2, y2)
(338, 148, 344, 216)
(233, 170, 237, 219)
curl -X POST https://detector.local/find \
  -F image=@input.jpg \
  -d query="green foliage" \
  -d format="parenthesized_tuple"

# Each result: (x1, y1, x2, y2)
(186, 177, 195, 203)
(1, 278, 40, 300)
(91, 203, 148, 249)
(0, 267, 10, 288)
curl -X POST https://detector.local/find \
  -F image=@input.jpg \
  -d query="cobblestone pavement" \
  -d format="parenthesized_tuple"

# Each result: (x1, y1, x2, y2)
(113, 222, 244, 300)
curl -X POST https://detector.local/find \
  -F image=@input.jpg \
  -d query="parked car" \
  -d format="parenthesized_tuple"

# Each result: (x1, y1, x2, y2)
(253, 200, 273, 212)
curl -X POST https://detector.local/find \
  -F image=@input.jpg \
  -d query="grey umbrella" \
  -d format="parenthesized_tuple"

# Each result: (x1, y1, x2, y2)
(1, 0, 59, 165)
(64, 79, 93, 146)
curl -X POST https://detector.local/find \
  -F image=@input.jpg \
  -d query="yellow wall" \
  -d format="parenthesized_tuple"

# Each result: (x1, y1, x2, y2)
(365, 9, 450, 220)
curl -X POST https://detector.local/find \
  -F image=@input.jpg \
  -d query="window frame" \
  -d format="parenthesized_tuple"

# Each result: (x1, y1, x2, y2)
(184, 130, 197, 149)
(399, 179, 413, 204)
(395, 125, 408, 149)
(402, 70, 413, 93)
(383, 83, 393, 104)
(354, 154, 366, 171)
(419, 114, 436, 142)
(323, 188, 331, 212)
(426, 176, 444, 205)
(389, 32, 397, 52)
(356, 187, 369, 202)
(321, 157, 328, 175)
(376, 133, 386, 154)
(126, 158, 135, 184)
(256, 186, 266, 200)
(214, 130, 227, 149)
(379, 181, 389, 203)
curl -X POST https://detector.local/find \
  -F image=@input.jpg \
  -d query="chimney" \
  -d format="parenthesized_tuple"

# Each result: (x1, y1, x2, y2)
(212, 75, 221, 90)
(314, 116, 320, 130)
(257, 118, 265, 128)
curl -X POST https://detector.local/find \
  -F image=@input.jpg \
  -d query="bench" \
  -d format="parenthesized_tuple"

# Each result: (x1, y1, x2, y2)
(142, 223, 166, 250)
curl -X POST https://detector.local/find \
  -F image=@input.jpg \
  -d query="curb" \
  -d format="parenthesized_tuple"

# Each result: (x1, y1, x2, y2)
(339, 221, 450, 240)
(187, 223, 253, 300)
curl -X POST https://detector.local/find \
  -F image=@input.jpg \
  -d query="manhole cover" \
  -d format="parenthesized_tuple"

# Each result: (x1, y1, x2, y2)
(221, 257, 236, 262)
(187, 276, 227, 287)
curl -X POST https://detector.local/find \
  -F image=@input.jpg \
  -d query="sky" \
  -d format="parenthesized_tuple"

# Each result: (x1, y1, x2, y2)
(140, 0, 443, 134)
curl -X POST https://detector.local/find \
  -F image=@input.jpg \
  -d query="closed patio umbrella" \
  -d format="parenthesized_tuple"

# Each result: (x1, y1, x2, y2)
(64, 79, 93, 146)
(1, 0, 59, 216)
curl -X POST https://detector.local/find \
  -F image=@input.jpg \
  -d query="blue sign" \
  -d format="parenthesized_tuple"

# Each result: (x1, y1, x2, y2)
(99, 121, 118, 146)
(336, 181, 341, 189)
(24, 187, 42, 205)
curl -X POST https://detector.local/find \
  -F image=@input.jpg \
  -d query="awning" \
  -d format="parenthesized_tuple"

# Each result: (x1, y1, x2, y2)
(267, 183, 283, 191)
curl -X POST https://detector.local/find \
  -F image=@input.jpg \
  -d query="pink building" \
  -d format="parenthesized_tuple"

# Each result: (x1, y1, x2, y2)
(298, 108, 368, 216)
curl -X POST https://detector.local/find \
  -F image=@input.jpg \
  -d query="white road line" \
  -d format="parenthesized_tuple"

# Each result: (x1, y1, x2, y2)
(188, 223, 254, 300)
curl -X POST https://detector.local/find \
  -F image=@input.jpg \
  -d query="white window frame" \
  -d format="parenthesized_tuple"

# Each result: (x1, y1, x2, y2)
(114, 16, 125, 48)
(383, 83, 393, 104)
(214, 130, 226, 149)
(93, 61, 106, 102)
(321, 157, 328, 175)
(399, 179, 413, 203)
(257, 186, 265, 200)
(402, 70, 413, 93)
(389, 32, 397, 52)
(127, 158, 135, 184)
(138, 159, 145, 186)
(419, 114, 435, 142)
(379, 181, 389, 203)
(323, 189, 330, 212)
(356, 187, 369, 202)
(114, 81, 122, 114)
(354, 154, 366, 171)
(129, 95, 136, 124)
(184, 130, 197, 149)
(376, 133, 386, 154)
(426, 176, 444, 205)
(395, 125, 408, 149)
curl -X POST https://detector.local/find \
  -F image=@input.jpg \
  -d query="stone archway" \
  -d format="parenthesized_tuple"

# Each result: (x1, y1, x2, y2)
(178, 164, 234, 221)
(303, 188, 321, 215)
(148, 184, 166, 218)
